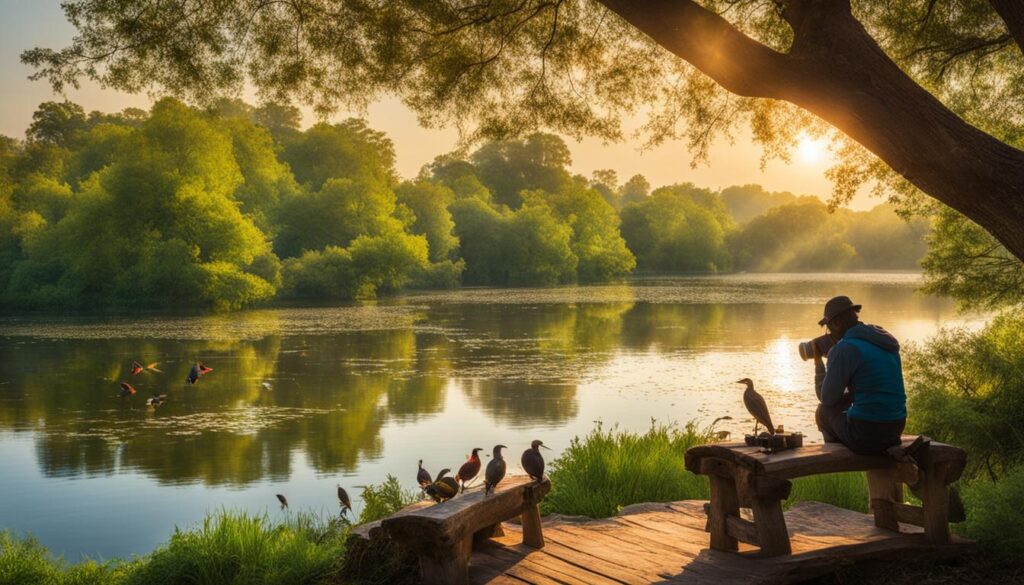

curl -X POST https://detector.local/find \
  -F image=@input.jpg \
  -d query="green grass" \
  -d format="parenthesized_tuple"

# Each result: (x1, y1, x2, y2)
(957, 464, 1024, 558)
(788, 472, 868, 513)
(0, 475, 419, 585)
(542, 421, 715, 517)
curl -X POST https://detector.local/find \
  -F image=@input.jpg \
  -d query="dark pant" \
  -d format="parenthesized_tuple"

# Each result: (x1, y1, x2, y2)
(815, 394, 905, 455)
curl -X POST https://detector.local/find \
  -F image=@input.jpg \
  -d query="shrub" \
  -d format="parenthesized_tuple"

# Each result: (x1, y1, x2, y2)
(959, 465, 1024, 558)
(357, 475, 420, 525)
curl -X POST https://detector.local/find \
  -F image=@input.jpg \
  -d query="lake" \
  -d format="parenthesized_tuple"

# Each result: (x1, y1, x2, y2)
(0, 273, 984, 560)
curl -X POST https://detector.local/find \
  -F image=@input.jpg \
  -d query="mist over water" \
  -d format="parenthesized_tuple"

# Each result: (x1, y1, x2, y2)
(0, 273, 983, 560)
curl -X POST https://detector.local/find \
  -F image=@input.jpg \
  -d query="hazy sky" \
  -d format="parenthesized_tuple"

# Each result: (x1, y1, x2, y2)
(0, 1, 876, 209)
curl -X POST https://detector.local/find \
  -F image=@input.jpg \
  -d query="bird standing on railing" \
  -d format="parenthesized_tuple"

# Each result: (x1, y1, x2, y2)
(457, 448, 483, 493)
(417, 459, 432, 491)
(521, 440, 549, 482)
(337, 485, 352, 516)
(484, 445, 507, 496)
(737, 378, 775, 436)
(425, 468, 459, 503)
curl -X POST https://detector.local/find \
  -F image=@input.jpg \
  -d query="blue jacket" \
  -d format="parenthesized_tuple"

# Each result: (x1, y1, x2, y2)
(815, 323, 907, 422)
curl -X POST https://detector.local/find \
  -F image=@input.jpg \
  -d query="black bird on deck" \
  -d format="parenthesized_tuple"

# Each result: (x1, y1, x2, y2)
(276, 494, 288, 509)
(484, 445, 507, 496)
(521, 440, 549, 482)
(425, 468, 459, 503)
(337, 485, 352, 516)
(737, 378, 775, 436)
(456, 448, 483, 493)
(417, 459, 432, 491)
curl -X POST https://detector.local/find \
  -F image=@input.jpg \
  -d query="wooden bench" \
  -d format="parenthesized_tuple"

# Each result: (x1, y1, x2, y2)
(685, 436, 967, 557)
(381, 475, 551, 585)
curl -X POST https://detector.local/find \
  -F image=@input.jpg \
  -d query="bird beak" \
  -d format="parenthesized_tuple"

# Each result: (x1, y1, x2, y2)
(735, 379, 745, 384)
(541, 445, 551, 450)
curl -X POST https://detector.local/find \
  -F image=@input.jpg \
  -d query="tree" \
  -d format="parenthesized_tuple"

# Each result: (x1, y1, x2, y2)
(590, 169, 620, 209)
(619, 174, 650, 207)
(720, 184, 799, 224)
(26, 101, 86, 146)
(281, 121, 397, 191)
(24, 1, 1024, 263)
(620, 187, 732, 272)
(395, 180, 459, 262)
(469, 133, 574, 209)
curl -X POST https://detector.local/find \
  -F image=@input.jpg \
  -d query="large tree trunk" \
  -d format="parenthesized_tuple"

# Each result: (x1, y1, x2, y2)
(597, 0, 1024, 261)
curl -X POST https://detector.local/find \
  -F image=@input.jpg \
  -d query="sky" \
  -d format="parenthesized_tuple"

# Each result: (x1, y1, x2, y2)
(0, 1, 876, 210)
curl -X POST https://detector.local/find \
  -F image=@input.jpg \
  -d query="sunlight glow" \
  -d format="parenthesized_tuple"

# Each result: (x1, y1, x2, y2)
(797, 134, 826, 164)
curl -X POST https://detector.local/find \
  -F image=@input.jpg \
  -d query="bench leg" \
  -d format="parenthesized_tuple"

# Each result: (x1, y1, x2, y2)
(708, 474, 740, 552)
(920, 461, 951, 544)
(867, 468, 902, 532)
(750, 497, 791, 556)
(522, 499, 544, 549)
(417, 535, 472, 585)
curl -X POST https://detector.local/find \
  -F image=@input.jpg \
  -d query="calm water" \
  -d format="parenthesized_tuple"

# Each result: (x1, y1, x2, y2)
(0, 273, 984, 560)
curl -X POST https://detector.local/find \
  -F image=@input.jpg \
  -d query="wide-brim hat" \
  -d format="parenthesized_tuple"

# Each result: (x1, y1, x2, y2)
(819, 295, 862, 326)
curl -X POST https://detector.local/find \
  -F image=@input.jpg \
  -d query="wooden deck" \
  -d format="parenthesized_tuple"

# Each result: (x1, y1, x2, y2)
(468, 500, 973, 584)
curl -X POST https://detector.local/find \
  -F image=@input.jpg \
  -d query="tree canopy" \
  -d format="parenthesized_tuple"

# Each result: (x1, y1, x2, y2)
(20, 0, 1024, 267)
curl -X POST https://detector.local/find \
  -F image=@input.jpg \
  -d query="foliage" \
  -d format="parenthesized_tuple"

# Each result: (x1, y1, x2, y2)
(542, 422, 714, 518)
(357, 475, 420, 525)
(620, 184, 733, 273)
(395, 180, 458, 262)
(905, 311, 1024, 482)
(469, 134, 575, 209)
(720, 184, 799, 225)
(921, 207, 1024, 310)
(959, 465, 1024, 559)
(280, 121, 396, 191)
(787, 473, 868, 513)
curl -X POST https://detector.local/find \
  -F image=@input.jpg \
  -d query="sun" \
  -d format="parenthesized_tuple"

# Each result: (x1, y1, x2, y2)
(797, 134, 826, 164)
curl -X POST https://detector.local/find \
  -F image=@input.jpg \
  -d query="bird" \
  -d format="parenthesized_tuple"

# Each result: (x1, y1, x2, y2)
(145, 394, 167, 407)
(456, 448, 483, 493)
(521, 440, 549, 482)
(737, 378, 775, 436)
(276, 494, 288, 509)
(425, 468, 459, 503)
(119, 382, 137, 398)
(186, 362, 213, 385)
(130, 361, 144, 376)
(417, 460, 432, 490)
(484, 445, 507, 496)
(337, 485, 352, 516)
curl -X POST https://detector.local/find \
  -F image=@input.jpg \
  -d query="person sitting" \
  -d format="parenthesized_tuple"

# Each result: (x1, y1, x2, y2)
(812, 295, 906, 455)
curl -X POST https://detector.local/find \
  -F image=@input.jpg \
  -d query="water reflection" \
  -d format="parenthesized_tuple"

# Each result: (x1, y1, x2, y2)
(0, 274, 986, 558)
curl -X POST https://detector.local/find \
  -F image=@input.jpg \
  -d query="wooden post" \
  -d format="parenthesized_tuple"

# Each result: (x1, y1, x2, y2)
(750, 497, 791, 556)
(417, 535, 472, 585)
(522, 484, 545, 549)
(920, 461, 952, 544)
(708, 473, 740, 552)
(867, 468, 902, 532)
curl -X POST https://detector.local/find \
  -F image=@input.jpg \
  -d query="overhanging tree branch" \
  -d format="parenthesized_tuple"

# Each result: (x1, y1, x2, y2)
(989, 0, 1024, 56)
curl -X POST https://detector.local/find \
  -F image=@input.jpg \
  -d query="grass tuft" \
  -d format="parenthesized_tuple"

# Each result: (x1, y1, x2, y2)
(542, 421, 715, 517)
(357, 475, 420, 525)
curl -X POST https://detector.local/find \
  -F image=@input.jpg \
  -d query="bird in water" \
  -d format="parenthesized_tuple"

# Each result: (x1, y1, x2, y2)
(119, 382, 137, 398)
(186, 362, 213, 385)
(417, 460, 432, 491)
(131, 361, 144, 376)
(337, 485, 352, 516)
(425, 468, 459, 503)
(484, 445, 507, 496)
(521, 440, 549, 482)
(276, 494, 288, 509)
(456, 448, 483, 493)
(737, 378, 775, 436)
(145, 394, 167, 407)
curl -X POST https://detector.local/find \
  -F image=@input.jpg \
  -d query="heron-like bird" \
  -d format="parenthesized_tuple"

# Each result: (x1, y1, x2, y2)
(276, 494, 288, 509)
(337, 485, 352, 516)
(456, 448, 483, 493)
(417, 460, 432, 490)
(521, 440, 549, 482)
(737, 378, 775, 436)
(484, 445, 507, 496)
(425, 468, 459, 503)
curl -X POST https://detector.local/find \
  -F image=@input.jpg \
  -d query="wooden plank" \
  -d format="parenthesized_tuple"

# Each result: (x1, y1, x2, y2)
(513, 539, 650, 585)
(920, 461, 952, 544)
(867, 468, 901, 532)
(708, 472, 739, 551)
(894, 502, 926, 527)
(477, 545, 622, 585)
(750, 497, 791, 556)
(725, 514, 760, 546)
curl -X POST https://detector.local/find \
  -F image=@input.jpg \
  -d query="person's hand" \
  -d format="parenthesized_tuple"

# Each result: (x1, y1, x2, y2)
(812, 341, 825, 368)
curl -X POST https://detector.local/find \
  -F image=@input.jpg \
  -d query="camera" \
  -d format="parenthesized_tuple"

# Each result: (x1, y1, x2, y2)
(798, 334, 835, 361)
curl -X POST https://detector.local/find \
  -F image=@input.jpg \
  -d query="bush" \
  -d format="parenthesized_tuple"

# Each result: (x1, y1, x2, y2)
(959, 465, 1024, 558)
(357, 475, 420, 525)
(787, 472, 867, 513)
(542, 422, 715, 518)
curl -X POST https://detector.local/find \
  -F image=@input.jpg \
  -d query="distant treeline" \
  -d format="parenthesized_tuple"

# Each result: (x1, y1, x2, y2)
(0, 99, 928, 310)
